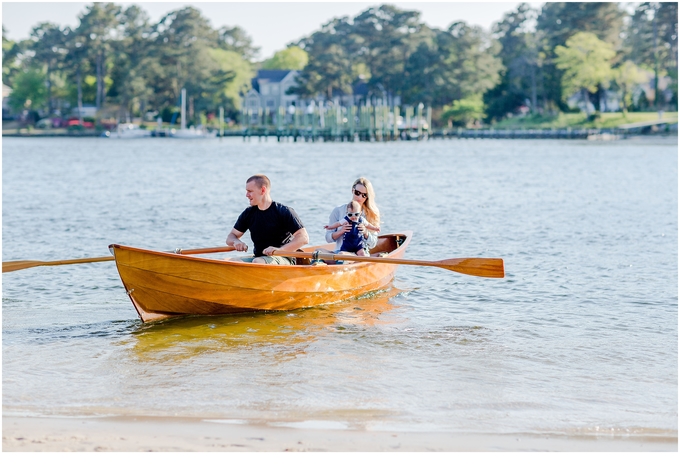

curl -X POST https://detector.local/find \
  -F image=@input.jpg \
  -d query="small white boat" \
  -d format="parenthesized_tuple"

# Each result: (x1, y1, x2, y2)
(170, 126, 217, 139)
(170, 88, 217, 139)
(104, 123, 151, 139)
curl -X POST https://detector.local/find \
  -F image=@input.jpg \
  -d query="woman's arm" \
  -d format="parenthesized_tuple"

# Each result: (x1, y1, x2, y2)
(365, 230, 378, 249)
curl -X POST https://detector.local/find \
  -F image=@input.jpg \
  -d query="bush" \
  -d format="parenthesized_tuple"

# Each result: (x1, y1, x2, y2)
(587, 111, 602, 122)
(442, 95, 486, 128)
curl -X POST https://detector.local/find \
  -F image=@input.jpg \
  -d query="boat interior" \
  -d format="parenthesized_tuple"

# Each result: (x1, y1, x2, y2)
(294, 233, 406, 265)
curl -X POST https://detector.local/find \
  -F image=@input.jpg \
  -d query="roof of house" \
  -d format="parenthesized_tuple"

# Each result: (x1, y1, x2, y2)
(251, 70, 295, 92)
(353, 81, 369, 96)
(257, 70, 293, 82)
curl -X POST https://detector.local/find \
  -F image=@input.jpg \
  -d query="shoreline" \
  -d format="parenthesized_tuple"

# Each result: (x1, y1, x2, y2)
(3, 416, 677, 452)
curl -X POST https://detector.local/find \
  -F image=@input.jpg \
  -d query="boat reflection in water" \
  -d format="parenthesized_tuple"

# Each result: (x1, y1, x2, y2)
(126, 287, 407, 362)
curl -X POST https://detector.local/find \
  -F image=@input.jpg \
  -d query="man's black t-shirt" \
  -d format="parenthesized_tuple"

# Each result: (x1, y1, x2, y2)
(234, 202, 304, 257)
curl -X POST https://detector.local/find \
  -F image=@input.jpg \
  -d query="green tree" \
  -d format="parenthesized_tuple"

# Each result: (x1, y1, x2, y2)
(2, 26, 23, 87)
(554, 32, 616, 114)
(107, 5, 155, 121)
(150, 6, 220, 117)
(75, 3, 121, 110)
(261, 46, 308, 70)
(432, 22, 503, 106)
(63, 26, 91, 123)
(29, 22, 68, 114)
(7, 66, 47, 113)
(207, 48, 253, 114)
(351, 5, 426, 103)
(624, 3, 678, 109)
(613, 60, 648, 113)
(441, 95, 486, 127)
(401, 23, 502, 107)
(292, 17, 357, 99)
(218, 26, 259, 60)
(536, 2, 625, 110)
(485, 3, 543, 120)
(400, 36, 440, 105)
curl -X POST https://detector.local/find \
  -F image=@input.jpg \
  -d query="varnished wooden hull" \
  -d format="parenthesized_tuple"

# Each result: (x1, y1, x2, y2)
(110, 232, 411, 322)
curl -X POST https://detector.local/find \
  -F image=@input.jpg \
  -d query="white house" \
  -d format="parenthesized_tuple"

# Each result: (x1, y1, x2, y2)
(242, 70, 304, 116)
(241, 70, 405, 126)
(2, 83, 12, 117)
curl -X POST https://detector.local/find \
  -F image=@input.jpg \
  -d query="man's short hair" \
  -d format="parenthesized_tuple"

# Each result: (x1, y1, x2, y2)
(247, 174, 271, 190)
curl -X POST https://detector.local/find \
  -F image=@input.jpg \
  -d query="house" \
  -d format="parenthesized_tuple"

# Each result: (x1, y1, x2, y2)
(72, 105, 98, 118)
(242, 70, 305, 116)
(341, 79, 402, 108)
(240, 70, 405, 127)
(566, 70, 676, 113)
(3, 83, 12, 118)
(634, 73, 674, 109)
(566, 89, 622, 113)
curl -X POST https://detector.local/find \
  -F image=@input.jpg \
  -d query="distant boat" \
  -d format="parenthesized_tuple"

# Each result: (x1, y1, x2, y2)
(103, 123, 151, 139)
(170, 126, 217, 139)
(170, 88, 216, 139)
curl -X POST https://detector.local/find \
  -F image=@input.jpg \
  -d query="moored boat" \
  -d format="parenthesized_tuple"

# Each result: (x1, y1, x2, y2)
(103, 123, 152, 138)
(109, 232, 411, 323)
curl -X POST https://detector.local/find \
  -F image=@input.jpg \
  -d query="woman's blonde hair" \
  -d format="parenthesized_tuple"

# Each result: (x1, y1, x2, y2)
(353, 177, 380, 226)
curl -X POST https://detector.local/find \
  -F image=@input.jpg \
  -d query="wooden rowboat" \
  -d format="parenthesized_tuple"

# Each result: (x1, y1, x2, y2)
(109, 232, 412, 323)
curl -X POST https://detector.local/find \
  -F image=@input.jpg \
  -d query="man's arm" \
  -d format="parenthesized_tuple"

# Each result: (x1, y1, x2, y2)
(262, 228, 309, 256)
(226, 228, 248, 252)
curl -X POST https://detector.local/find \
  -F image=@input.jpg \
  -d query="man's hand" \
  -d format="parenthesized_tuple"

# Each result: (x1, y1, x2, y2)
(262, 246, 277, 256)
(227, 229, 248, 252)
(233, 240, 248, 252)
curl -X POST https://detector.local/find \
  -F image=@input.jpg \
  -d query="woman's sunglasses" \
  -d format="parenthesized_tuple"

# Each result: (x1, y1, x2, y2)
(353, 189, 368, 198)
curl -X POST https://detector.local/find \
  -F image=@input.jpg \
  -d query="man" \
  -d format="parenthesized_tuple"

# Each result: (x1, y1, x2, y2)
(226, 174, 309, 264)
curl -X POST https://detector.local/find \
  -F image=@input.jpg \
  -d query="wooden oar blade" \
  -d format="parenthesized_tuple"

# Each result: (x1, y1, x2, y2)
(438, 258, 505, 278)
(3, 255, 115, 273)
(3, 260, 45, 273)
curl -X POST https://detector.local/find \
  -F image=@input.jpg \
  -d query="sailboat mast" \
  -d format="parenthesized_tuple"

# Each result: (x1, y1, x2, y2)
(181, 88, 187, 130)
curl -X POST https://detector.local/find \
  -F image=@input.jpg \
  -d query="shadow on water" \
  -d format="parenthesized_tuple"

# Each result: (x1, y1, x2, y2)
(122, 287, 411, 361)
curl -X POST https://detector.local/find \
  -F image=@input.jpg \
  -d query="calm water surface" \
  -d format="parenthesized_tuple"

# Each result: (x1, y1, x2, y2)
(2, 136, 677, 437)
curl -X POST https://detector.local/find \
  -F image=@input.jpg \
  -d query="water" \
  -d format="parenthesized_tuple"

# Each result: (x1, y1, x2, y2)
(2, 136, 677, 437)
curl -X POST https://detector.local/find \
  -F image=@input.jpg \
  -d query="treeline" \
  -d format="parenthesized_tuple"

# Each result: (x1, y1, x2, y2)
(2, 2, 677, 127)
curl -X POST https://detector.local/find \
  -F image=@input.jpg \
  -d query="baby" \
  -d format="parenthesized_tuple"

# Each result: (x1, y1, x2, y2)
(324, 200, 380, 257)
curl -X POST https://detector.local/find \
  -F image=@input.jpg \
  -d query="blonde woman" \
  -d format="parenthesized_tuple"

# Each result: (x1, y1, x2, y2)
(325, 177, 381, 254)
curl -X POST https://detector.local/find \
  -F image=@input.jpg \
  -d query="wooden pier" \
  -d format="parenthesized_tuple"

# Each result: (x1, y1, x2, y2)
(239, 104, 432, 142)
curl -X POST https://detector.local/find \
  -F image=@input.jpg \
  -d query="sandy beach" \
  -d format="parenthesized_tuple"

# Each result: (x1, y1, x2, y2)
(2, 416, 677, 452)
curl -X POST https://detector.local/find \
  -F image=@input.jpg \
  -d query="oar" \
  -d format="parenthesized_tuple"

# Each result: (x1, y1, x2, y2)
(272, 250, 505, 278)
(3, 246, 236, 273)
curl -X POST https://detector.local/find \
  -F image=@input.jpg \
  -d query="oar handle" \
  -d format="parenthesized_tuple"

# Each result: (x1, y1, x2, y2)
(175, 246, 236, 255)
(44, 256, 115, 266)
(273, 250, 432, 267)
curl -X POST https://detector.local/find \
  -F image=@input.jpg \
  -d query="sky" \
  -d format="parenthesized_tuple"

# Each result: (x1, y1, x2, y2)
(0, 0, 541, 60)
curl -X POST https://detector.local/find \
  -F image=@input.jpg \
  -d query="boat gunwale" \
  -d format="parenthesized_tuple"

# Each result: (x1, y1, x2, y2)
(109, 231, 412, 271)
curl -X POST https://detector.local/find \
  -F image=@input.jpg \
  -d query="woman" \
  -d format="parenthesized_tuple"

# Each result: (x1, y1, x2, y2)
(325, 177, 381, 254)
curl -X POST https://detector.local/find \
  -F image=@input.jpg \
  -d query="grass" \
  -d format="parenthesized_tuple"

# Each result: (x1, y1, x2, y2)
(489, 111, 678, 130)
